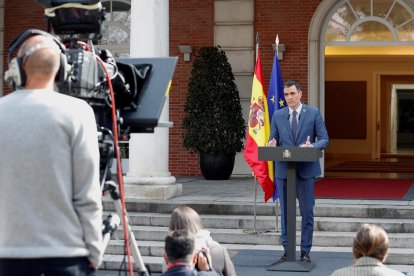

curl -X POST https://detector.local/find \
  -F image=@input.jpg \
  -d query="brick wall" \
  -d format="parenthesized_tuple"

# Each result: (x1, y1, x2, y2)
(3, 0, 45, 95)
(254, 0, 322, 103)
(169, 0, 214, 175)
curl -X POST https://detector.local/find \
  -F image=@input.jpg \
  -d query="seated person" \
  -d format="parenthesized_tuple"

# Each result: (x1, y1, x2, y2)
(162, 230, 217, 276)
(331, 224, 405, 276)
(168, 205, 236, 276)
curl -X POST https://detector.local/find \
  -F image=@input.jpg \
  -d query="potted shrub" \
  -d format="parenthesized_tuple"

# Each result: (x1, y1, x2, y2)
(183, 46, 245, 180)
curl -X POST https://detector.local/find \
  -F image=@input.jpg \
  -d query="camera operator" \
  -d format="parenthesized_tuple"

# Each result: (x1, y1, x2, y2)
(0, 33, 103, 275)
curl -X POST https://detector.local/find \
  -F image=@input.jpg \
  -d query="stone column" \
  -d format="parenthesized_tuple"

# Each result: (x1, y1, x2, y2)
(123, 0, 181, 199)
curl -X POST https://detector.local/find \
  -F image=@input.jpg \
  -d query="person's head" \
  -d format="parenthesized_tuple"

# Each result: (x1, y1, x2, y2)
(283, 80, 302, 110)
(163, 230, 196, 265)
(18, 34, 61, 88)
(353, 224, 389, 262)
(169, 205, 204, 235)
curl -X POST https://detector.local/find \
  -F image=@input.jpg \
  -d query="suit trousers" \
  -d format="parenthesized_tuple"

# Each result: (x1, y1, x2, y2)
(277, 177, 315, 254)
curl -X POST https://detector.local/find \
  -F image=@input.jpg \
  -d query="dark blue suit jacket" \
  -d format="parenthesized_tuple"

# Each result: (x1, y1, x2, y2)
(269, 104, 329, 179)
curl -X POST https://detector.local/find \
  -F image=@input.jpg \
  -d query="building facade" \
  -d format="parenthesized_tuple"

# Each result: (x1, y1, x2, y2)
(2, 0, 414, 176)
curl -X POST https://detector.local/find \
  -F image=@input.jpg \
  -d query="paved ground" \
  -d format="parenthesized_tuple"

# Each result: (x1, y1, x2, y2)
(232, 249, 352, 276)
(98, 176, 414, 275)
(172, 176, 414, 206)
(97, 250, 352, 276)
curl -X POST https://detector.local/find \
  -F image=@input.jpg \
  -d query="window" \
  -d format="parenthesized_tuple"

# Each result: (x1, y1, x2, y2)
(325, 0, 414, 42)
(97, 0, 131, 57)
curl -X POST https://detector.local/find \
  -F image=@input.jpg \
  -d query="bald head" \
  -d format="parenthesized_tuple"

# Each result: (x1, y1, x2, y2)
(18, 35, 61, 88)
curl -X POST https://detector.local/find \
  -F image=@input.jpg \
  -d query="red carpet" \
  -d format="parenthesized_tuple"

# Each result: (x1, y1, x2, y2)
(315, 178, 414, 199)
(326, 160, 414, 173)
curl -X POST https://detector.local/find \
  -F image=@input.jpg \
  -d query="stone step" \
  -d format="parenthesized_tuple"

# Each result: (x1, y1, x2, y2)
(100, 254, 162, 273)
(104, 240, 414, 265)
(103, 212, 414, 233)
(101, 198, 414, 273)
(103, 200, 414, 219)
(111, 225, 414, 249)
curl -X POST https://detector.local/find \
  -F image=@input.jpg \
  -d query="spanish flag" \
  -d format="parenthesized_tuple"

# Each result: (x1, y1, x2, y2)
(244, 48, 274, 202)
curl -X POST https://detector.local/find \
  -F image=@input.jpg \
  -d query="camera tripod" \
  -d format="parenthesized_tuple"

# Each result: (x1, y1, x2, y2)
(99, 128, 150, 276)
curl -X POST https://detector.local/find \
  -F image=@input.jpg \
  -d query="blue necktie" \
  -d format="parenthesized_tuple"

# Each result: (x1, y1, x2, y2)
(292, 110, 298, 140)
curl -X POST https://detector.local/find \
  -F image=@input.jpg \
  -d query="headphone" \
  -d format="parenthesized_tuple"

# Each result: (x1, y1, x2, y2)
(4, 29, 70, 89)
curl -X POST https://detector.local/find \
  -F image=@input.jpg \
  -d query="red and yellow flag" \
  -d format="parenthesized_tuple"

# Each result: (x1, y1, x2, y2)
(244, 48, 274, 202)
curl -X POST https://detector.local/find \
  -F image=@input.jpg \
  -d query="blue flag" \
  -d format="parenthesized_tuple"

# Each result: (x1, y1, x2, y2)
(267, 52, 285, 201)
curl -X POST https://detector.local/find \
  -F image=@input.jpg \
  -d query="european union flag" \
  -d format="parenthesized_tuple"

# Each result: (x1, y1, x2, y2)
(267, 51, 285, 201)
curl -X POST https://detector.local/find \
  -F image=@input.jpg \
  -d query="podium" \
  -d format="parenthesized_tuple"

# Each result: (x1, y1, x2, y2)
(258, 147, 322, 272)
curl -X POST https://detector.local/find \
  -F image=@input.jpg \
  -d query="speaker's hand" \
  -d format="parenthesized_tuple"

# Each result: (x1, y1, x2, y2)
(267, 138, 277, 147)
(300, 136, 313, 147)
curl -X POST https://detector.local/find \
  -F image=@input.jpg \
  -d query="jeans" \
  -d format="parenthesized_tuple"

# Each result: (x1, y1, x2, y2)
(0, 257, 96, 276)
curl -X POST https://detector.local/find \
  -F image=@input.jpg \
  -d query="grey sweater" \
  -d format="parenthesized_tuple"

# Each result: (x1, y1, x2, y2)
(0, 89, 103, 266)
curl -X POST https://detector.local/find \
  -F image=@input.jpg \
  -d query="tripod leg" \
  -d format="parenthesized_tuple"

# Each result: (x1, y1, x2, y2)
(101, 214, 121, 261)
(113, 198, 150, 276)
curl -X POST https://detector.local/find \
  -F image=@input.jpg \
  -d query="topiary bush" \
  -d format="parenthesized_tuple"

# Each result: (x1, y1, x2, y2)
(183, 46, 245, 154)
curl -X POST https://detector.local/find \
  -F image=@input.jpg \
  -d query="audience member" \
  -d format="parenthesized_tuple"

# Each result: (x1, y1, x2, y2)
(330, 224, 405, 276)
(162, 230, 217, 276)
(167, 206, 237, 276)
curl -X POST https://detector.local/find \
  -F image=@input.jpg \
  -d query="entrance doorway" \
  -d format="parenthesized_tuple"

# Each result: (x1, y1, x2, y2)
(391, 85, 414, 153)
(311, 0, 414, 178)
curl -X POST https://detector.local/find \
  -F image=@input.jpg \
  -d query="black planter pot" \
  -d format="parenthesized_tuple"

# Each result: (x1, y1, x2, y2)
(199, 152, 235, 180)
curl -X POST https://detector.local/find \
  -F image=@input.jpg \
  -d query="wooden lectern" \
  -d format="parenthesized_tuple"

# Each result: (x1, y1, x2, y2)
(258, 147, 322, 272)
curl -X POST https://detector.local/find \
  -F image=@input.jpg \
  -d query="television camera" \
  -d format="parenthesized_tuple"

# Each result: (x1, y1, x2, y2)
(28, 1, 178, 275)
(35, 0, 177, 134)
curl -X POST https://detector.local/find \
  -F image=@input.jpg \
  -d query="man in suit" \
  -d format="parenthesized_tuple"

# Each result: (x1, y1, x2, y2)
(268, 80, 329, 263)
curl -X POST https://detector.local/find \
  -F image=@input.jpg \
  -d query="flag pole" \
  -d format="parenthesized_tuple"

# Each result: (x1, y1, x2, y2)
(274, 34, 280, 233)
(252, 32, 260, 234)
(275, 34, 279, 58)
(255, 32, 259, 61)
(254, 174, 258, 233)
